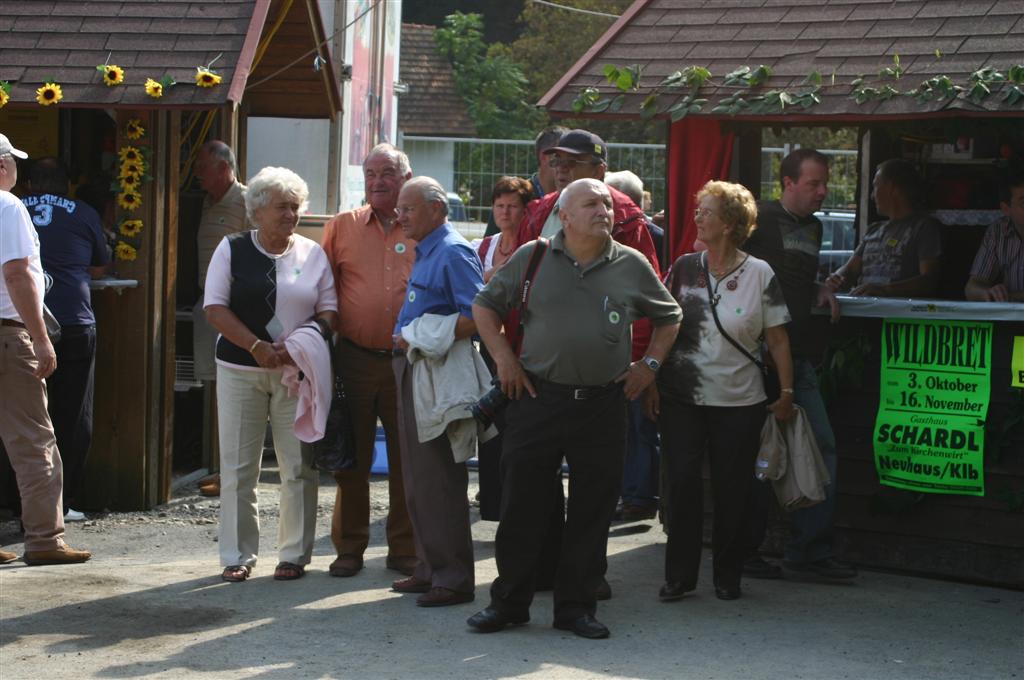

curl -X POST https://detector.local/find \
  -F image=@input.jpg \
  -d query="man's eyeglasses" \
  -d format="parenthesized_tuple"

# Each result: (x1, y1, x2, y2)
(694, 208, 717, 220)
(547, 157, 601, 169)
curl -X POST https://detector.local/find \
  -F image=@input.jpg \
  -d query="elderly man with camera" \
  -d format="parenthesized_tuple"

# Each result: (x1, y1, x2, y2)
(468, 178, 681, 639)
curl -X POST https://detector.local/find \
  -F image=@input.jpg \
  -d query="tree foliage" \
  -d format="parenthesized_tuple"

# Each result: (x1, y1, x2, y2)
(434, 12, 543, 139)
(506, 0, 661, 143)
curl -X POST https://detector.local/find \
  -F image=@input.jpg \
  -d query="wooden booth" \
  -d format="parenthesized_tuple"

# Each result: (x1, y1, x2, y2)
(539, 0, 1024, 587)
(0, 0, 341, 511)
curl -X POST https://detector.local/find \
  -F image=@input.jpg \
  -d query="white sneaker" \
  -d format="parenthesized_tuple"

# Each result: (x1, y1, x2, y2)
(64, 509, 86, 522)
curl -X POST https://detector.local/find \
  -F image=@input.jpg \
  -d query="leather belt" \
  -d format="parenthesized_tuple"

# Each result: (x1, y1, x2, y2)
(342, 337, 403, 357)
(1, 318, 26, 329)
(531, 375, 620, 401)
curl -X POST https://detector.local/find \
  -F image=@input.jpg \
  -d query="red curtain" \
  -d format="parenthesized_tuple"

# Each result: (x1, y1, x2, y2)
(666, 119, 735, 263)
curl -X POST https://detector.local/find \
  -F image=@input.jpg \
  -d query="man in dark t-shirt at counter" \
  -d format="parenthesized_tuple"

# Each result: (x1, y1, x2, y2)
(826, 159, 942, 298)
(22, 158, 110, 521)
(742, 148, 857, 583)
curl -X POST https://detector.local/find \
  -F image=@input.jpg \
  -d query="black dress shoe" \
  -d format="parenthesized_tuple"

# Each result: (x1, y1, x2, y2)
(658, 582, 690, 602)
(553, 614, 610, 639)
(714, 585, 742, 600)
(467, 606, 530, 633)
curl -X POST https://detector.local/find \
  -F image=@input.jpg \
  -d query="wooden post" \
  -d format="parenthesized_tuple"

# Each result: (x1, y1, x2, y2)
(85, 109, 177, 510)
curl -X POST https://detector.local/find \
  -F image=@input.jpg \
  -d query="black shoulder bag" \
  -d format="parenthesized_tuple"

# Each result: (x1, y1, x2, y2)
(309, 322, 357, 472)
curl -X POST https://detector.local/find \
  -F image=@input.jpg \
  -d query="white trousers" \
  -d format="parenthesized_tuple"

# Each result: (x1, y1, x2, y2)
(216, 364, 318, 568)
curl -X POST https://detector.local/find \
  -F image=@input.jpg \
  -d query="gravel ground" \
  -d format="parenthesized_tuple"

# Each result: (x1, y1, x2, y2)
(0, 461, 1021, 680)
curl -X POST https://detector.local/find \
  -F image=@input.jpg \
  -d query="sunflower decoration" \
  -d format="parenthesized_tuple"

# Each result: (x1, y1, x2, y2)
(118, 146, 142, 163)
(117, 190, 143, 212)
(36, 82, 63, 106)
(119, 219, 144, 238)
(195, 67, 222, 88)
(98, 64, 125, 87)
(144, 75, 175, 99)
(114, 242, 138, 262)
(119, 173, 142, 192)
(0, 81, 10, 110)
(120, 160, 145, 178)
(124, 119, 145, 140)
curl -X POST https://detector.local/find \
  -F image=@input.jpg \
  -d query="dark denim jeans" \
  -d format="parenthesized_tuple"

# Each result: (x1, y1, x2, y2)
(621, 397, 660, 508)
(746, 357, 839, 564)
(785, 358, 839, 563)
(47, 324, 97, 508)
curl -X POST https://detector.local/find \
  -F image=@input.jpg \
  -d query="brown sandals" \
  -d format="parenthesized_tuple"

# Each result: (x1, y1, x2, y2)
(273, 562, 305, 581)
(221, 565, 251, 582)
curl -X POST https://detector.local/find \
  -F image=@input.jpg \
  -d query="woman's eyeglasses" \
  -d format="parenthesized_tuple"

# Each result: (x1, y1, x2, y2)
(694, 208, 717, 220)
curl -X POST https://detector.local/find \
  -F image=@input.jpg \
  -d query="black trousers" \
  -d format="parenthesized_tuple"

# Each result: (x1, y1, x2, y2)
(489, 380, 626, 621)
(47, 324, 97, 508)
(660, 396, 764, 591)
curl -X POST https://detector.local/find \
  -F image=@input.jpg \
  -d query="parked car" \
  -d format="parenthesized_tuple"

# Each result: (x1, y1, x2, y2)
(816, 209, 855, 278)
(447, 192, 467, 222)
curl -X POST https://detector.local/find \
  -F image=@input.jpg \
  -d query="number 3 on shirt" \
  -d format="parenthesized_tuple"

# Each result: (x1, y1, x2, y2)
(31, 204, 53, 227)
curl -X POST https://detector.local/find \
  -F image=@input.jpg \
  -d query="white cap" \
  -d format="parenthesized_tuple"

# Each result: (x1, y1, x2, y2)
(0, 133, 28, 159)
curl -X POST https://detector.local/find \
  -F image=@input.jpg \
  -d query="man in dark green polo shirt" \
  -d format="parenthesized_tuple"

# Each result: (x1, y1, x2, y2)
(468, 178, 681, 639)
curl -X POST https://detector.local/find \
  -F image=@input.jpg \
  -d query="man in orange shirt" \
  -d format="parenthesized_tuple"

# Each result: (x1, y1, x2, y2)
(321, 144, 417, 578)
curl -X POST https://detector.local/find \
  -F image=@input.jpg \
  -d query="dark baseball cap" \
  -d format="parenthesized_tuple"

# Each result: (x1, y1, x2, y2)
(543, 129, 607, 161)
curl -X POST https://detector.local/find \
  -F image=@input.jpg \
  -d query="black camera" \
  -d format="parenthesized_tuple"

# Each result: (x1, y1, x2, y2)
(470, 378, 509, 429)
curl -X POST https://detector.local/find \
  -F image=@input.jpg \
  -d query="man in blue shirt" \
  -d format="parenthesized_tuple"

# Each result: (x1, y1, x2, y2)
(390, 176, 484, 608)
(23, 158, 110, 520)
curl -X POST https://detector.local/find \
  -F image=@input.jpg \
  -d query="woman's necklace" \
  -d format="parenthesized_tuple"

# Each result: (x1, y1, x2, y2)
(495, 233, 514, 257)
(700, 251, 749, 302)
(256, 229, 287, 255)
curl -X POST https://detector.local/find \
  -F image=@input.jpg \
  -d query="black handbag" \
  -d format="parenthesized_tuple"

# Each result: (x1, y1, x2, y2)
(309, 331, 357, 472)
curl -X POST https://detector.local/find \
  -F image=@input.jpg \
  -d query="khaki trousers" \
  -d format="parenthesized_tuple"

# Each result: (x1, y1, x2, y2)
(216, 364, 317, 568)
(0, 326, 65, 551)
(330, 341, 414, 558)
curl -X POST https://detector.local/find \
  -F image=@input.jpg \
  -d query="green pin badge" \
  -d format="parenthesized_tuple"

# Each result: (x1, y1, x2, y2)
(395, 243, 407, 254)
(609, 311, 621, 324)
(408, 291, 416, 302)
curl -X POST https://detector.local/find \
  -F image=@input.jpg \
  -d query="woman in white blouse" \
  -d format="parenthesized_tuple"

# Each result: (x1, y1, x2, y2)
(204, 166, 337, 582)
(649, 180, 794, 603)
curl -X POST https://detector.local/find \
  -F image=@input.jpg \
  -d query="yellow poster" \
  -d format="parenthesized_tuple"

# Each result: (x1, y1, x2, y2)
(0, 108, 60, 157)
(1012, 337, 1024, 388)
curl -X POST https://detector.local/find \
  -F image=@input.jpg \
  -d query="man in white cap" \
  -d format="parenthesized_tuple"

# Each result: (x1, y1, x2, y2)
(0, 133, 91, 565)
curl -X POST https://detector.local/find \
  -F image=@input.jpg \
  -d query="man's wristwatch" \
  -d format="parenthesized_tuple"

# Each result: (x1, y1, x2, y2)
(641, 356, 661, 373)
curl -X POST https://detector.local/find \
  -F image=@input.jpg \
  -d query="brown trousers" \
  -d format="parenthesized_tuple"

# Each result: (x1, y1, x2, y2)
(0, 327, 65, 551)
(393, 355, 474, 594)
(330, 341, 414, 559)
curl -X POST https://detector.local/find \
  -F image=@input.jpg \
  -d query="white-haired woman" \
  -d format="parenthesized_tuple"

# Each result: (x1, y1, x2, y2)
(205, 166, 337, 582)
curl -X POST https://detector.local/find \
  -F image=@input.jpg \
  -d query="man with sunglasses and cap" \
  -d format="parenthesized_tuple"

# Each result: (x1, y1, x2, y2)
(0, 133, 91, 566)
(517, 129, 664, 536)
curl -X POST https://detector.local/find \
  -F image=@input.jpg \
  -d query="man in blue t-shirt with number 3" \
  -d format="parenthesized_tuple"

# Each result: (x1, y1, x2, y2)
(23, 158, 110, 522)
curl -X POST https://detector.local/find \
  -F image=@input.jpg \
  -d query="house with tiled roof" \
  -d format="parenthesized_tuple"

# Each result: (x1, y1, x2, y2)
(0, 0, 395, 510)
(396, 23, 475, 196)
(539, 0, 1024, 587)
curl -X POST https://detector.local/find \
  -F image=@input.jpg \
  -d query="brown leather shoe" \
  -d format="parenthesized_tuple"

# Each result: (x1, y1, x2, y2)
(329, 554, 363, 577)
(416, 586, 475, 607)
(23, 546, 91, 565)
(391, 575, 432, 593)
(385, 555, 417, 576)
(198, 476, 220, 497)
(0, 549, 17, 564)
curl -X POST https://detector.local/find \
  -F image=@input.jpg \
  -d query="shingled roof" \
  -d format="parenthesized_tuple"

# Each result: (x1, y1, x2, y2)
(539, 0, 1024, 121)
(398, 23, 475, 136)
(0, 0, 341, 117)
